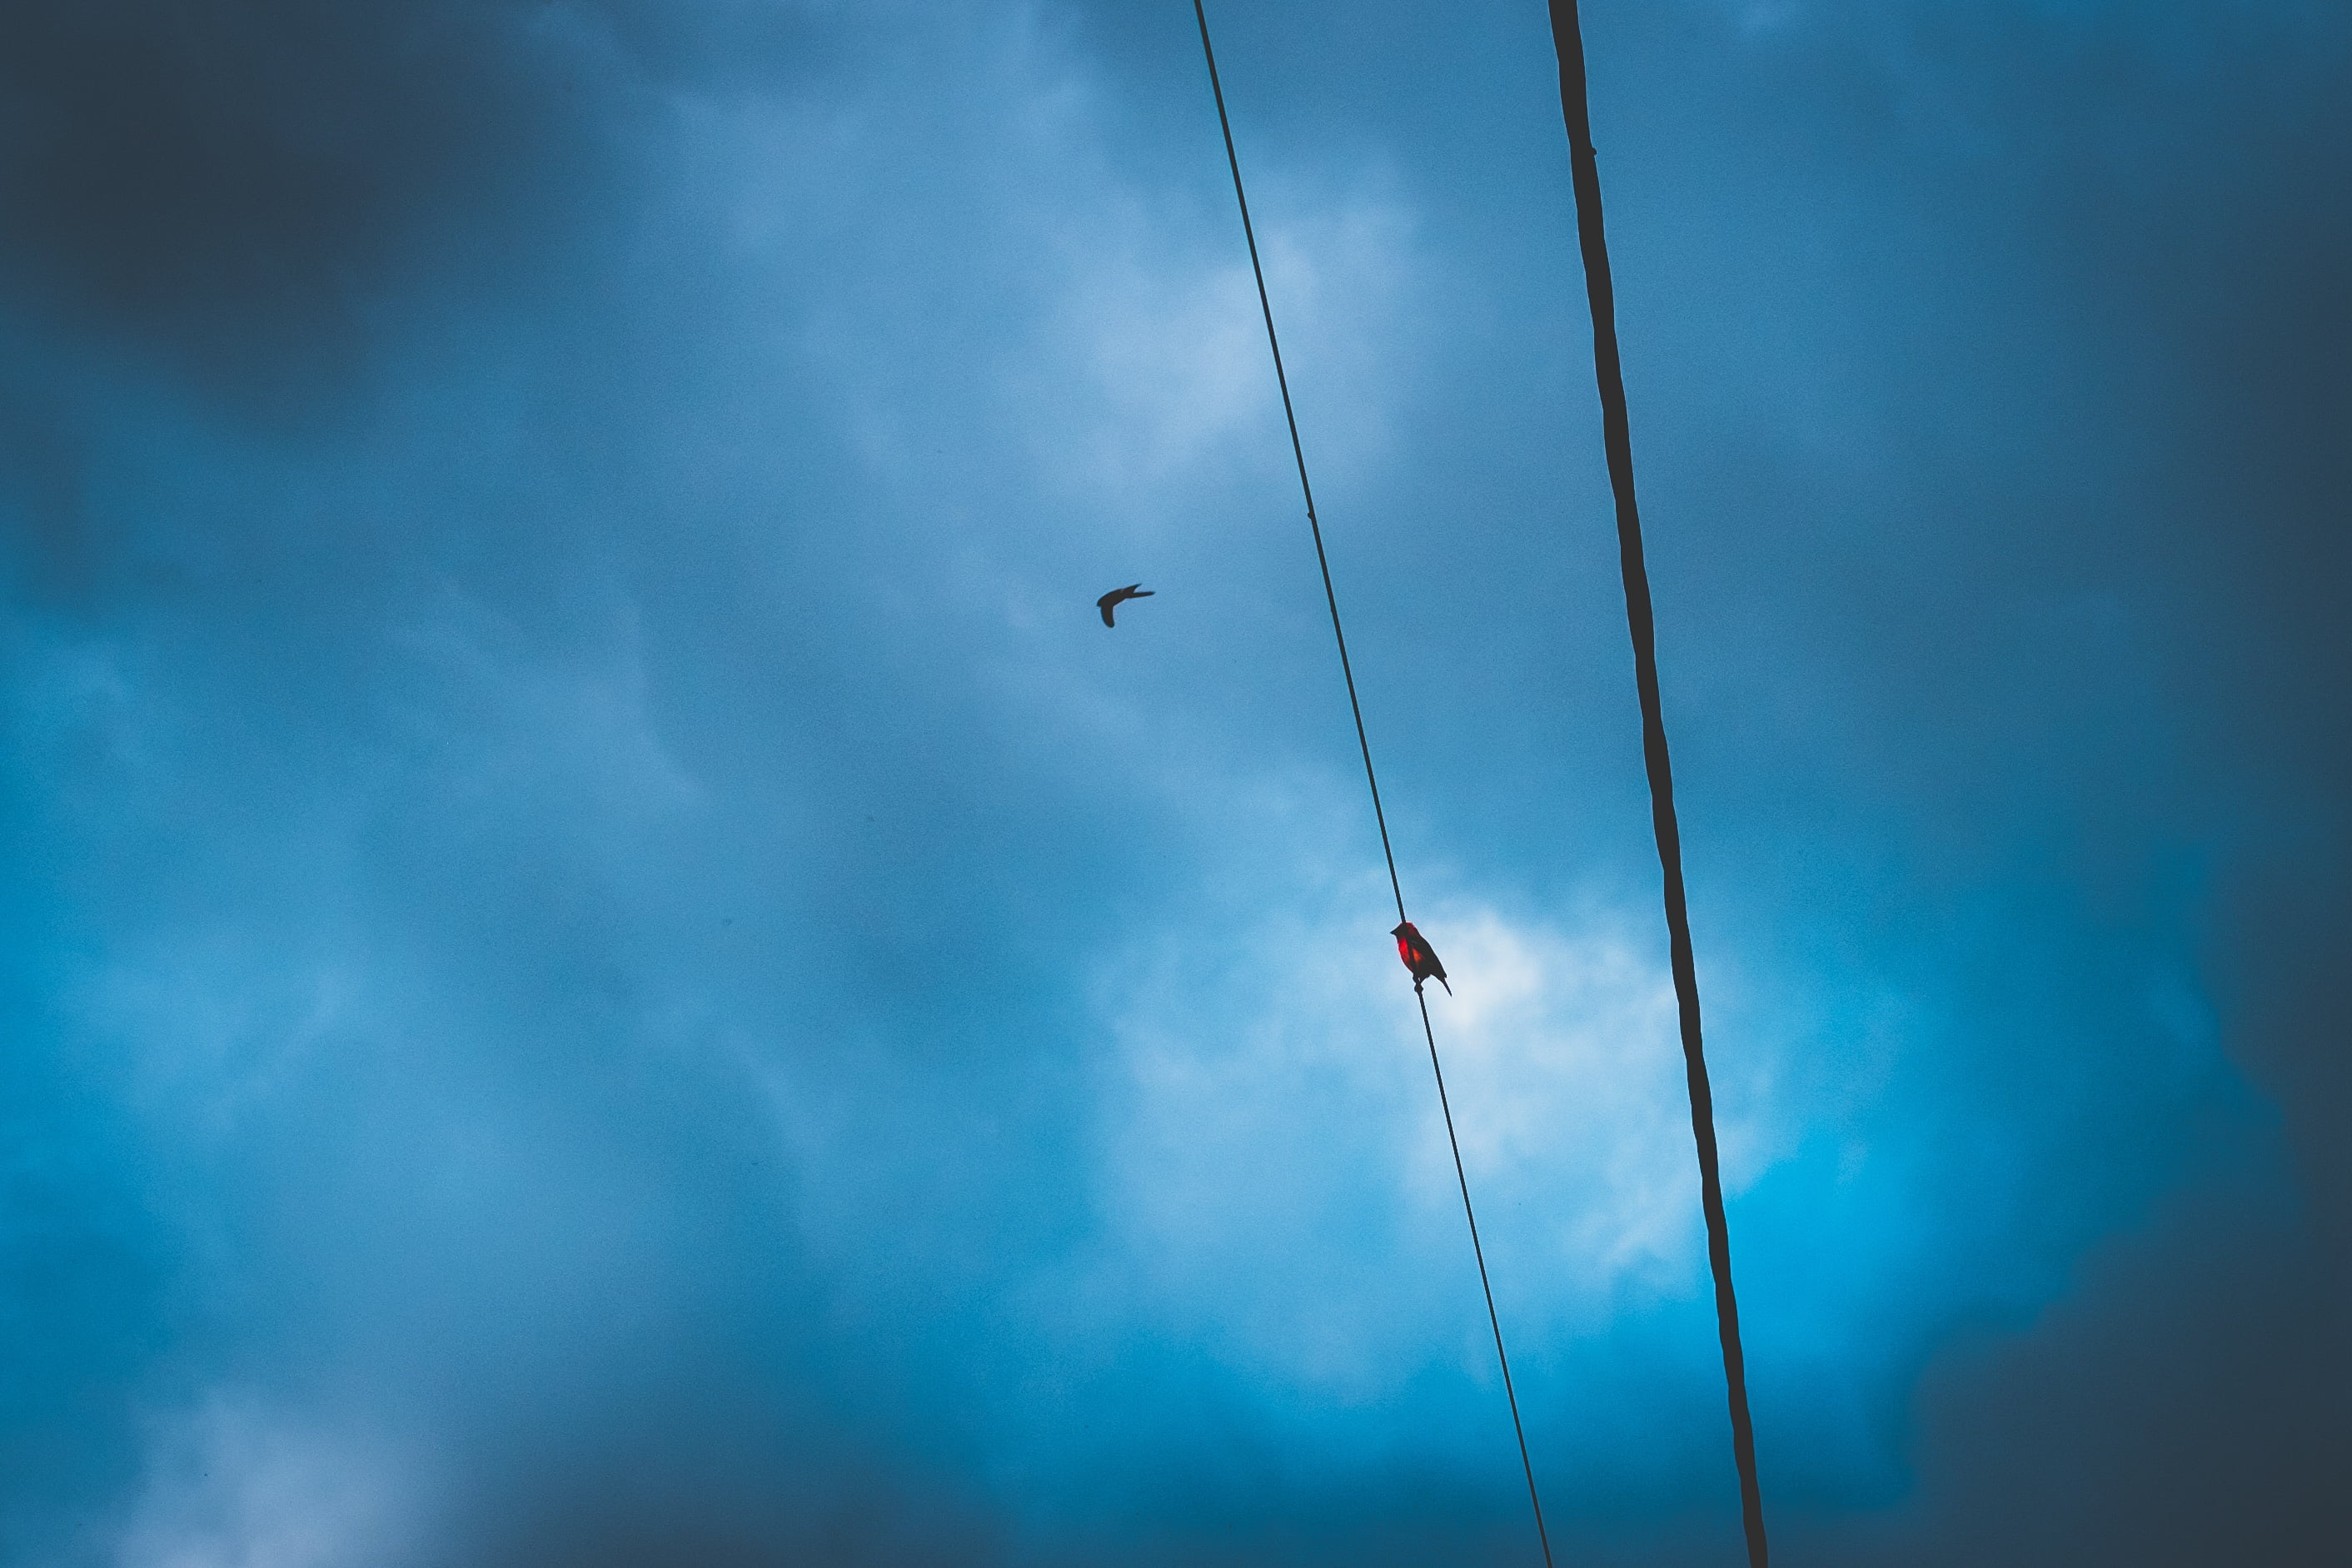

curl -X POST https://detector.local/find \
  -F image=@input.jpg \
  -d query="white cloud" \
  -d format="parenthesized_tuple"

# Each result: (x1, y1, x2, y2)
(675, 0, 1423, 549)
(1412, 903, 1710, 1285)
(112, 1398, 415, 1568)
(1072, 868, 1791, 1404)
(1030, 185, 1420, 505)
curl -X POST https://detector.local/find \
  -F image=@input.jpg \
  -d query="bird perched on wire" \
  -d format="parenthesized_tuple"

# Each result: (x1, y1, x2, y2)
(1392, 920, 1450, 994)
(1097, 583, 1154, 626)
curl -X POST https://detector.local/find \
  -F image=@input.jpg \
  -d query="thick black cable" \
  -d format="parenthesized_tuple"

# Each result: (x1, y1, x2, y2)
(1542, 3, 1770, 1565)
(1190, 6, 1553, 1564)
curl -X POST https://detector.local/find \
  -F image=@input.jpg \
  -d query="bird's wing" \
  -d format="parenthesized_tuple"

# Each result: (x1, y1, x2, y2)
(1098, 585, 1149, 626)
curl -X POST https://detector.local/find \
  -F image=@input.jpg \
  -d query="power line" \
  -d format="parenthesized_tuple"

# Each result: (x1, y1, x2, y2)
(1187, 0, 1401, 928)
(1416, 985, 1554, 1568)
(1188, 5, 1553, 1564)
(1542, 3, 1771, 1564)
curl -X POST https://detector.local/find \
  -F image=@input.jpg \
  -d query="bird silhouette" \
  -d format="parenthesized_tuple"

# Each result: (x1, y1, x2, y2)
(1392, 920, 1450, 994)
(1097, 584, 1154, 627)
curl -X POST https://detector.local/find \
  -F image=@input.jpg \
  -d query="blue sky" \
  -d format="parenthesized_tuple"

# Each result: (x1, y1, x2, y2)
(0, 2, 2345, 1564)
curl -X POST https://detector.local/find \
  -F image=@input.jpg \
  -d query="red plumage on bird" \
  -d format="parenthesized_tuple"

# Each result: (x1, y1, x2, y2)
(1391, 920, 1450, 994)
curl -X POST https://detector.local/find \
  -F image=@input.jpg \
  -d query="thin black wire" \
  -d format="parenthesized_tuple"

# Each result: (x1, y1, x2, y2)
(1190, 6, 1553, 1565)
(1542, 3, 1769, 1564)
(1188, 0, 1402, 928)
(1417, 985, 1555, 1568)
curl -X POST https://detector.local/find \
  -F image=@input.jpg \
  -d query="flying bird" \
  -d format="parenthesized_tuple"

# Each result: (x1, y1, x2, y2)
(1392, 920, 1451, 994)
(1097, 583, 1154, 626)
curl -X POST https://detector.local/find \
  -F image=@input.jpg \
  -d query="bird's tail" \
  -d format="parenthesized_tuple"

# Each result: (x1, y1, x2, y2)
(1438, 976, 1452, 995)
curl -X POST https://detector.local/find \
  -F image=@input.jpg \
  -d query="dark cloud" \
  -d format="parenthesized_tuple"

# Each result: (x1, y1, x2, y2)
(0, 1, 830, 414)
(0, 4, 576, 386)
(1843, 1187, 2350, 1567)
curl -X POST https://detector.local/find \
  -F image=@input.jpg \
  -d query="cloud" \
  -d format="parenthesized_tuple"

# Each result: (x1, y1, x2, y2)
(1027, 181, 1420, 503)
(1085, 879, 1723, 1389)
(0, 0, 2344, 1564)
(112, 1398, 414, 1568)
(0, 3, 595, 407)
